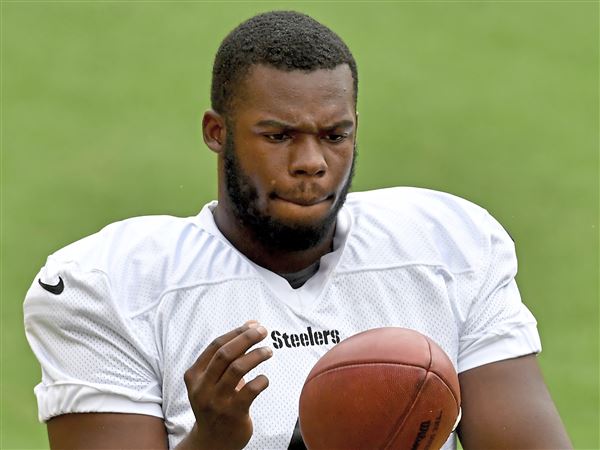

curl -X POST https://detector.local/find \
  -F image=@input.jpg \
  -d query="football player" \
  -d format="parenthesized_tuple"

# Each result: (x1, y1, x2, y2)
(25, 11, 572, 450)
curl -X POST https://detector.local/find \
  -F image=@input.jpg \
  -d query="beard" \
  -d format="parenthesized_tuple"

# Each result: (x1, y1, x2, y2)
(223, 129, 356, 252)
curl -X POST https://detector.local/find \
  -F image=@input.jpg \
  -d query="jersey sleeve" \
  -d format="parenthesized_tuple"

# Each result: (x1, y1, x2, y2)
(24, 257, 163, 422)
(457, 211, 541, 373)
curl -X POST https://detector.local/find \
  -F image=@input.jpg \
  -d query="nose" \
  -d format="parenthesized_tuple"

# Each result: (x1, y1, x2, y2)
(288, 136, 327, 177)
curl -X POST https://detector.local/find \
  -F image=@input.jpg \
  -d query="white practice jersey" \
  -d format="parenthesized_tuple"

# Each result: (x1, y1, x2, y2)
(24, 187, 541, 450)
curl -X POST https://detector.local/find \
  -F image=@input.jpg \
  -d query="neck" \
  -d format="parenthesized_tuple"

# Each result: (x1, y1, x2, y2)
(213, 203, 335, 274)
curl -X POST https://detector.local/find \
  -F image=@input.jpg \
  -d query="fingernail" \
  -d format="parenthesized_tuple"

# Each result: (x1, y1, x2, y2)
(264, 347, 273, 356)
(257, 326, 267, 335)
(246, 321, 259, 328)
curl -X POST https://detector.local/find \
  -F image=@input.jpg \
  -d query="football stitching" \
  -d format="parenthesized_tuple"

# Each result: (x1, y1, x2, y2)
(304, 361, 429, 384)
(382, 335, 433, 449)
(424, 337, 460, 406)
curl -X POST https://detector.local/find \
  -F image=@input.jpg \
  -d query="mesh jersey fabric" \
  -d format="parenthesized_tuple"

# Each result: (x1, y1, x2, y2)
(24, 187, 541, 450)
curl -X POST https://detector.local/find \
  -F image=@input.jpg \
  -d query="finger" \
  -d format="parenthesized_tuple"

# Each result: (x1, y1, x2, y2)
(216, 346, 273, 395)
(185, 324, 255, 384)
(235, 378, 246, 392)
(204, 326, 269, 385)
(235, 374, 270, 412)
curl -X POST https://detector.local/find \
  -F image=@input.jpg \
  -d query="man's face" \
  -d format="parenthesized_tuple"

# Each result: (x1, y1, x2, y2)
(222, 64, 357, 252)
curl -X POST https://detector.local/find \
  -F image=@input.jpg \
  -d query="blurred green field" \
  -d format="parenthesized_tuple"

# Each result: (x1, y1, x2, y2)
(2, 2, 597, 449)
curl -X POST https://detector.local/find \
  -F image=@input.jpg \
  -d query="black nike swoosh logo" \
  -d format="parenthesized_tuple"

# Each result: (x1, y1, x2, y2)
(38, 276, 64, 295)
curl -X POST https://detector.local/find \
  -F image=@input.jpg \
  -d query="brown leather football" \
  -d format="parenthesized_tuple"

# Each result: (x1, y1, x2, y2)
(299, 327, 461, 450)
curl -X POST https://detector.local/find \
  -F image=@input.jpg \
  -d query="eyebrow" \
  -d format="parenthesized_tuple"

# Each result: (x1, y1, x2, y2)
(254, 119, 355, 131)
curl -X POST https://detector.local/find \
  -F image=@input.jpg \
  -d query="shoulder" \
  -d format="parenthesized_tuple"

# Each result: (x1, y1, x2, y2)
(40, 213, 229, 313)
(342, 187, 511, 272)
(346, 187, 489, 226)
(49, 214, 203, 271)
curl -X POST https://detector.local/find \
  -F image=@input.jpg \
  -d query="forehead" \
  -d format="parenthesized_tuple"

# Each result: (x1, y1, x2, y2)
(232, 64, 355, 124)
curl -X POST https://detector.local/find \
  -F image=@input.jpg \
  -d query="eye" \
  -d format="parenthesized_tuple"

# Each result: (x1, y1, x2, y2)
(323, 133, 348, 143)
(264, 133, 291, 142)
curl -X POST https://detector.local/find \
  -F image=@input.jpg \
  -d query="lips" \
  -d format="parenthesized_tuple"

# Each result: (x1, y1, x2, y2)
(271, 193, 333, 206)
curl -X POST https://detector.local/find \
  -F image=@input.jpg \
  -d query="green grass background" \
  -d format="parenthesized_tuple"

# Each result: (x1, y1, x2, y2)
(2, 1, 598, 448)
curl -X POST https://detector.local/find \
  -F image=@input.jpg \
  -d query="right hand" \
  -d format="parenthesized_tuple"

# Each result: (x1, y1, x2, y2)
(179, 322, 273, 450)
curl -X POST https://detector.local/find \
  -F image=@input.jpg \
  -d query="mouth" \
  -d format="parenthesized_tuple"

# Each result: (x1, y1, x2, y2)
(270, 193, 334, 207)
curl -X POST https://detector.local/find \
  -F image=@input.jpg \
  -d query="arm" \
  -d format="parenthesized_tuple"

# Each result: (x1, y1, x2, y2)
(47, 413, 168, 450)
(457, 354, 572, 450)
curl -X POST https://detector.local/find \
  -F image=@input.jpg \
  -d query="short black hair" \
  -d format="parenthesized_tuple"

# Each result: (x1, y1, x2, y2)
(211, 11, 358, 116)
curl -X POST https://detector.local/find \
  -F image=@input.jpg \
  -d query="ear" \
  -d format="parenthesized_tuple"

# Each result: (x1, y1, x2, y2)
(202, 109, 226, 154)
